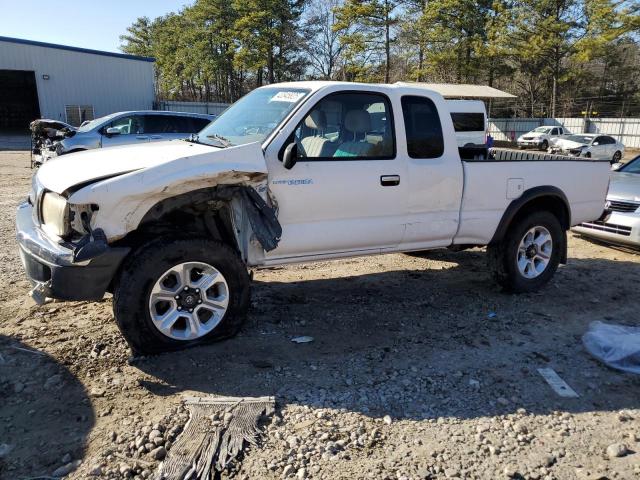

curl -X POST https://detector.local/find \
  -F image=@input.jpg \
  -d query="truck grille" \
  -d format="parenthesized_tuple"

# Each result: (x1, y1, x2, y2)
(580, 221, 632, 236)
(607, 200, 640, 213)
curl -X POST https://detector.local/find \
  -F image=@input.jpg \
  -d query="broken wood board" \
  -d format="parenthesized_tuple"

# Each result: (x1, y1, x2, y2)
(537, 368, 579, 398)
(157, 395, 275, 480)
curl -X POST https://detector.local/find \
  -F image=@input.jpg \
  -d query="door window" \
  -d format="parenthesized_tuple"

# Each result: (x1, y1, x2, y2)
(601, 136, 615, 144)
(401, 96, 444, 158)
(551, 128, 559, 135)
(293, 92, 395, 160)
(142, 115, 174, 134)
(109, 115, 142, 135)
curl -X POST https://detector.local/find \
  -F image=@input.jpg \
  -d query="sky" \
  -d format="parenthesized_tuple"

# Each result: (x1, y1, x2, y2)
(0, 0, 190, 53)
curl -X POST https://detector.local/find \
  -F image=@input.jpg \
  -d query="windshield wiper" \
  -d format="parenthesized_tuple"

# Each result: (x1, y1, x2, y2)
(206, 134, 233, 148)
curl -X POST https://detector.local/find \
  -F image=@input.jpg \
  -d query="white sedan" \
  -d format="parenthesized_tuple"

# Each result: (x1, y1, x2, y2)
(551, 134, 625, 163)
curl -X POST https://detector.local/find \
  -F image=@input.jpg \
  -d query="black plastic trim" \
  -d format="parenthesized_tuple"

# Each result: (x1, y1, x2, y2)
(489, 186, 571, 245)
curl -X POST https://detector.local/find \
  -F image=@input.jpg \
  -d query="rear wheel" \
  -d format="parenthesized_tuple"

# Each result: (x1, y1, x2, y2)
(612, 151, 622, 164)
(488, 211, 563, 293)
(113, 237, 250, 355)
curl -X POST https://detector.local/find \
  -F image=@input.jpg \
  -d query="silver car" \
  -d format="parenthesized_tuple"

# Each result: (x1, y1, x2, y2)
(573, 154, 640, 247)
(35, 111, 214, 164)
(550, 133, 625, 163)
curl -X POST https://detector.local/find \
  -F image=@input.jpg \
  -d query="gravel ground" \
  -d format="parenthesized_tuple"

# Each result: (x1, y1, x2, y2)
(0, 150, 639, 480)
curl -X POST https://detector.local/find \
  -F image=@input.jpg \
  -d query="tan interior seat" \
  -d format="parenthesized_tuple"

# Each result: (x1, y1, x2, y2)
(299, 110, 333, 158)
(334, 110, 373, 158)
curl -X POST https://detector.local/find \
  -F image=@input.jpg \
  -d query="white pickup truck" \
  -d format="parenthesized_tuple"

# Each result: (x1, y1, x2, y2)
(17, 81, 610, 354)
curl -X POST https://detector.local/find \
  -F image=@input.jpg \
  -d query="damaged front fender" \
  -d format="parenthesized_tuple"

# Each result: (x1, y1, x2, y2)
(67, 141, 281, 263)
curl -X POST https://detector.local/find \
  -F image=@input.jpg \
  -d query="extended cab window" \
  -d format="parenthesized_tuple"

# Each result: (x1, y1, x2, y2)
(294, 92, 395, 160)
(402, 96, 444, 158)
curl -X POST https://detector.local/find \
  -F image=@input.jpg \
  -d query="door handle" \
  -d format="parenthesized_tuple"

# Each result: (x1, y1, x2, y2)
(150, 135, 163, 139)
(136, 135, 149, 140)
(380, 175, 400, 186)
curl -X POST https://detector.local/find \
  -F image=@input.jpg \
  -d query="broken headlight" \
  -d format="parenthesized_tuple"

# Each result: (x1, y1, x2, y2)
(41, 192, 70, 238)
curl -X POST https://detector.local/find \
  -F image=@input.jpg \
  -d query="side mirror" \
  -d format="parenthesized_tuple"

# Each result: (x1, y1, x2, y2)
(283, 143, 298, 170)
(611, 162, 623, 170)
(592, 142, 599, 146)
(105, 127, 120, 136)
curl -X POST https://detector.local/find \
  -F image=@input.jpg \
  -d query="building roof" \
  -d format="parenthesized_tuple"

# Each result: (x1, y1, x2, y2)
(395, 82, 516, 99)
(0, 36, 155, 63)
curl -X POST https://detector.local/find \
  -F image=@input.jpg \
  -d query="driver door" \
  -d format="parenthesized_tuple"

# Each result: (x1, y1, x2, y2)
(263, 90, 407, 261)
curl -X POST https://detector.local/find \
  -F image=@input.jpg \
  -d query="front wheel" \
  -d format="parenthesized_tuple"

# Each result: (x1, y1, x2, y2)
(488, 211, 564, 293)
(113, 237, 250, 355)
(540, 140, 549, 151)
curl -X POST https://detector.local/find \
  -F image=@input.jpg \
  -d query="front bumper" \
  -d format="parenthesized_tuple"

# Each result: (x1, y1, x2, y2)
(16, 201, 130, 301)
(517, 139, 544, 148)
(572, 211, 640, 248)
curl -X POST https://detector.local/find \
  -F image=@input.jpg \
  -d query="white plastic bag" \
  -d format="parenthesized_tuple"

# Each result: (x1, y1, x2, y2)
(583, 321, 640, 374)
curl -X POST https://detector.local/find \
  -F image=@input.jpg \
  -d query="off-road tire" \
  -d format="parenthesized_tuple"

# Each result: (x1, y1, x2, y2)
(113, 237, 250, 355)
(488, 211, 564, 293)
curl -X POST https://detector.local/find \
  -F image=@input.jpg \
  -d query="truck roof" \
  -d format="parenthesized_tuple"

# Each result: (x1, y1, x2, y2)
(261, 81, 446, 96)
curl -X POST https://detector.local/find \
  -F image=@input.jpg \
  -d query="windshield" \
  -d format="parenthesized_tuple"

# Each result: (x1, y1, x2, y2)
(619, 155, 640, 174)
(564, 135, 593, 144)
(77, 113, 118, 133)
(533, 127, 551, 133)
(197, 87, 311, 147)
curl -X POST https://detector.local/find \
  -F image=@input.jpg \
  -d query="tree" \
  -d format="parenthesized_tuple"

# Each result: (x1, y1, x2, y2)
(334, 0, 399, 82)
(119, 16, 156, 57)
(302, 0, 344, 79)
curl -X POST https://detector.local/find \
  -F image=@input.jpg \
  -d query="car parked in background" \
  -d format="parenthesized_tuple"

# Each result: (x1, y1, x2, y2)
(573, 154, 640, 248)
(517, 126, 567, 151)
(550, 134, 624, 163)
(33, 111, 215, 164)
(446, 100, 487, 147)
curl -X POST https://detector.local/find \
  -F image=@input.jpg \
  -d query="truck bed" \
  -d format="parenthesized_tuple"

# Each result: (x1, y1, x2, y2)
(453, 148, 611, 245)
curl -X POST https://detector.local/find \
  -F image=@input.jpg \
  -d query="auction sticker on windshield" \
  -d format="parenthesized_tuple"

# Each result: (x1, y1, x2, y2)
(270, 91, 306, 103)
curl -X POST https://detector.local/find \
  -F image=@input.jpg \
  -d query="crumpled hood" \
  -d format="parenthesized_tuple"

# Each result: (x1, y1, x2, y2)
(608, 172, 640, 202)
(553, 138, 586, 150)
(37, 140, 223, 194)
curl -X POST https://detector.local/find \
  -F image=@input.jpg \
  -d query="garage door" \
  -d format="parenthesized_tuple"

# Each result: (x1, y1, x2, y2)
(0, 70, 41, 131)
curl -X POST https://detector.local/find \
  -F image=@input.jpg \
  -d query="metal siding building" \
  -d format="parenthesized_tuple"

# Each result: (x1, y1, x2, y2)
(0, 36, 154, 129)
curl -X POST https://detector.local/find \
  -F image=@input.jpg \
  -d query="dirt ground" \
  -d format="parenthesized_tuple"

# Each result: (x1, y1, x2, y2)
(1, 150, 639, 480)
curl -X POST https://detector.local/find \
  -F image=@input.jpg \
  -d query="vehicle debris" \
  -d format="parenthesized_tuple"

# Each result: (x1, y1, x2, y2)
(537, 368, 579, 398)
(29, 118, 76, 167)
(583, 321, 640, 374)
(157, 396, 275, 479)
(291, 336, 314, 344)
